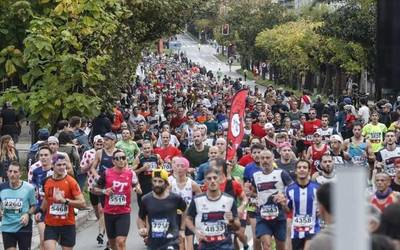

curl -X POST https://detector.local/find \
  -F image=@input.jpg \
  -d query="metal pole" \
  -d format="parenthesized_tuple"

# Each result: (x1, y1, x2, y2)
(334, 167, 370, 250)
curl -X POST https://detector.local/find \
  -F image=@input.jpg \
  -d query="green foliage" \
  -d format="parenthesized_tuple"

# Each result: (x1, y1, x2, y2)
(0, 0, 198, 129)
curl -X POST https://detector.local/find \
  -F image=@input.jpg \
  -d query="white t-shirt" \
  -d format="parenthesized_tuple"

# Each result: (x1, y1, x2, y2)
(358, 105, 370, 125)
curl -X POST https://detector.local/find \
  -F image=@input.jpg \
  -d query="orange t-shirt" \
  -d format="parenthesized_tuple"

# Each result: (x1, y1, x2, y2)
(43, 175, 81, 226)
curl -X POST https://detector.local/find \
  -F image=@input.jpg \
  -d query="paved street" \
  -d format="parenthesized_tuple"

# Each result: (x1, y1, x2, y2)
(75, 34, 257, 249)
(176, 34, 266, 92)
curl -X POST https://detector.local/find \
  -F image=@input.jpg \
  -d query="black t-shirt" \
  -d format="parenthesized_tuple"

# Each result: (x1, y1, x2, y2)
(139, 192, 186, 250)
(137, 154, 159, 195)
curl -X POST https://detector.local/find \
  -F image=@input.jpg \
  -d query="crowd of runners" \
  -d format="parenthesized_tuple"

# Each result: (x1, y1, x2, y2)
(0, 50, 400, 250)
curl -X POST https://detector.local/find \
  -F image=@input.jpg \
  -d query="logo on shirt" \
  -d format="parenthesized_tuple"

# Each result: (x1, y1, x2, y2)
(112, 180, 128, 192)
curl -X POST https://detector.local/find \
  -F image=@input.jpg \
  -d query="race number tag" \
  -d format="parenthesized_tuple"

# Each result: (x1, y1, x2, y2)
(163, 162, 172, 173)
(370, 133, 381, 142)
(108, 194, 127, 206)
(384, 165, 396, 176)
(306, 135, 314, 141)
(151, 218, 169, 238)
(3, 198, 23, 213)
(293, 215, 314, 232)
(260, 204, 279, 220)
(145, 162, 158, 175)
(203, 222, 226, 237)
(49, 203, 68, 216)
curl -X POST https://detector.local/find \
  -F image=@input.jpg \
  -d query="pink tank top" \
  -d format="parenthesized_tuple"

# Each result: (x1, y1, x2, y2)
(103, 168, 136, 215)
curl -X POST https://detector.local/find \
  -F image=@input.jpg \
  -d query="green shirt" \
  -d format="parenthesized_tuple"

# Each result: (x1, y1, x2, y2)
(231, 164, 244, 183)
(116, 140, 140, 164)
(184, 145, 210, 168)
(362, 123, 387, 152)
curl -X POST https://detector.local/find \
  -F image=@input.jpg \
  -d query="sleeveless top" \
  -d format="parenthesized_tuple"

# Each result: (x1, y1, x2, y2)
(103, 168, 136, 215)
(98, 149, 114, 174)
(370, 192, 397, 212)
(349, 138, 368, 166)
(311, 144, 328, 173)
(168, 176, 193, 205)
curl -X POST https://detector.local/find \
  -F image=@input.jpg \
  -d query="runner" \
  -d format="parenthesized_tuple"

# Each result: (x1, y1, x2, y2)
(362, 111, 387, 153)
(370, 172, 400, 212)
(391, 159, 400, 192)
(168, 156, 202, 250)
(138, 169, 187, 250)
(38, 153, 85, 250)
(93, 150, 140, 250)
(133, 140, 163, 207)
(302, 108, 322, 147)
(195, 146, 221, 185)
(316, 114, 336, 143)
(343, 122, 374, 170)
(184, 129, 210, 173)
(328, 135, 349, 169)
(311, 154, 336, 185)
(243, 143, 264, 250)
(154, 131, 182, 174)
(0, 161, 36, 250)
(286, 160, 320, 250)
(305, 131, 329, 174)
(79, 135, 106, 245)
(115, 128, 140, 167)
(375, 131, 400, 177)
(252, 149, 293, 250)
(30, 146, 54, 250)
(186, 167, 241, 250)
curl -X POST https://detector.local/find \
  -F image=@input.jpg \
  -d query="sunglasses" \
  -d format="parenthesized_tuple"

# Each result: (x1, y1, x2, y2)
(114, 156, 127, 161)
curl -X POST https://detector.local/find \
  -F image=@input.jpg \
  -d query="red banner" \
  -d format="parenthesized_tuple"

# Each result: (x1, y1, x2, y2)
(226, 89, 248, 160)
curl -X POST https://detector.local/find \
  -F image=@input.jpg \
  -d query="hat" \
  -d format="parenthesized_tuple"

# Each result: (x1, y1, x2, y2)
(37, 128, 50, 140)
(330, 134, 343, 144)
(94, 135, 103, 143)
(152, 169, 169, 183)
(384, 103, 392, 109)
(103, 132, 116, 141)
(313, 130, 321, 135)
(48, 136, 59, 144)
(173, 156, 190, 169)
(264, 123, 274, 130)
(343, 97, 352, 105)
(52, 153, 66, 165)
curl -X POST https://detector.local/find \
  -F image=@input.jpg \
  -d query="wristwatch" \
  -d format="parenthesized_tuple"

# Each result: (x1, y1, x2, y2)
(64, 199, 70, 206)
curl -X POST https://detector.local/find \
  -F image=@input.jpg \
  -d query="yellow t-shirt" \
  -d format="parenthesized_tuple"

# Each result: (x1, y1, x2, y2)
(362, 123, 387, 152)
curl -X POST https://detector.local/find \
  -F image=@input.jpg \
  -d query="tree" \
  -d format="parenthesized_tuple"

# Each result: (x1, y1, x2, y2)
(0, 0, 199, 129)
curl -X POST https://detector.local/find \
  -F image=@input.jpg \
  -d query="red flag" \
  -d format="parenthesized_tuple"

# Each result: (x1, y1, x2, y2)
(226, 89, 248, 160)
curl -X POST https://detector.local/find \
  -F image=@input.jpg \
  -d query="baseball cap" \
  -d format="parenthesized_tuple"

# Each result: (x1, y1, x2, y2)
(37, 128, 50, 140)
(103, 132, 116, 141)
(384, 103, 392, 109)
(152, 169, 169, 183)
(343, 97, 352, 105)
(94, 135, 104, 143)
(330, 134, 343, 144)
(47, 136, 59, 144)
(314, 130, 321, 135)
(264, 123, 274, 130)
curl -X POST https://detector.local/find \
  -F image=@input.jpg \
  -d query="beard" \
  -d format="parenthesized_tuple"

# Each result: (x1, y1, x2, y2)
(153, 185, 166, 195)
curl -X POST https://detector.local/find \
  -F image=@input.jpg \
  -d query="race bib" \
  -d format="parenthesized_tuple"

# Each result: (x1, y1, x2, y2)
(145, 162, 158, 175)
(163, 162, 172, 172)
(49, 203, 68, 216)
(293, 215, 314, 232)
(108, 194, 127, 206)
(370, 132, 381, 140)
(352, 156, 367, 167)
(384, 165, 396, 176)
(151, 218, 169, 238)
(260, 204, 279, 220)
(3, 198, 23, 213)
(203, 222, 226, 237)
(306, 135, 314, 141)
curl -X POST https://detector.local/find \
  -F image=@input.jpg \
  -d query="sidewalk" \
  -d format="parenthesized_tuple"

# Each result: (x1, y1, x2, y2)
(0, 210, 92, 249)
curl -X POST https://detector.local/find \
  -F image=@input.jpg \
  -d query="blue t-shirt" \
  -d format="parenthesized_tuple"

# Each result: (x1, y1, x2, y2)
(0, 181, 36, 232)
(243, 162, 261, 183)
(31, 167, 53, 209)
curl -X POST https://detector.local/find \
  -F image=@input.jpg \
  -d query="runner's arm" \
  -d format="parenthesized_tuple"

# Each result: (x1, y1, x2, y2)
(89, 150, 101, 178)
(192, 181, 203, 195)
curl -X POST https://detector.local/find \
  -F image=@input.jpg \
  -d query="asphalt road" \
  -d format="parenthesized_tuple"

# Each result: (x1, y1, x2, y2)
(75, 33, 258, 250)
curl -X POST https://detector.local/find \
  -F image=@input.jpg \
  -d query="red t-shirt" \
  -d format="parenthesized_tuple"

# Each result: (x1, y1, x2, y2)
(303, 119, 322, 145)
(239, 154, 254, 167)
(43, 175, 81, 226)
(251, 123, 267, 138)
(153, 146, 182, 160)
(170, 116, 188, 129)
